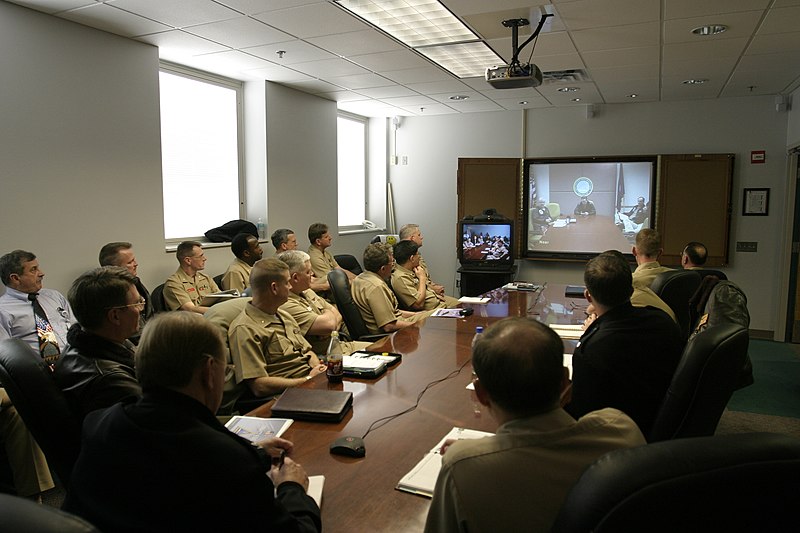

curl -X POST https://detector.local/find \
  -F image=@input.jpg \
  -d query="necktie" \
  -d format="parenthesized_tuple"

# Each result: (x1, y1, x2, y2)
(28, 293, 61, 368)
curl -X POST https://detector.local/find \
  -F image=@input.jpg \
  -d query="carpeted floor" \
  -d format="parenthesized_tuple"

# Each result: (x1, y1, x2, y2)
(726, 339, 800, 419)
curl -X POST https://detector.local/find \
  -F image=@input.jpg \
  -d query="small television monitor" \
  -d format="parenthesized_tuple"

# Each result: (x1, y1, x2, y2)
(523, 155, 657, 261)
(458, 218, 514, 269)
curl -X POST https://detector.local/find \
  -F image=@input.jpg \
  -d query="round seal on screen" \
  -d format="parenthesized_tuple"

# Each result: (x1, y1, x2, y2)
(573, 177, 593, 197)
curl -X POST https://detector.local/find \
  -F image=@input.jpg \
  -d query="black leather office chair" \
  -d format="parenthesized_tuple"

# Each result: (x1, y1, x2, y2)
(327, 269, 387, 342)
(333, 254, 363, 275)
(648, 322, 749, 442)
(551, 432, 800, 533)
(150, 283, 167, 313)
(0, 493, 100, 533)
(0, 339, 82, 486)
(650, 270, 702, 339)
(213, 273, 225, 290)
(693, 267, 727, 281)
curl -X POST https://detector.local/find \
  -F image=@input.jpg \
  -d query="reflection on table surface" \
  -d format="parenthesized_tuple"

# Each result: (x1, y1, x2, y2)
(247, 284, 587, 532)
(529, 214, 634, 253)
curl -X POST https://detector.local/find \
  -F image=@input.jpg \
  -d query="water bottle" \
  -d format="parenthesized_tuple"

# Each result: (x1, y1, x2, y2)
(326, 331, 344, 383)
(256, 217, 266, 240)
(471, 326, 484, 349)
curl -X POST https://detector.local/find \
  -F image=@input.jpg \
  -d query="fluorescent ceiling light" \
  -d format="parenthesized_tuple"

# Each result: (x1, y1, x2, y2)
(417, 42, 504, 78)
(336, 0, 504, 78)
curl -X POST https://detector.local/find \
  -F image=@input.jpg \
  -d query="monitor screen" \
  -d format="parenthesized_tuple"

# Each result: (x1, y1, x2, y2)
(523, 156, 657, 260)
(459, 221, 514, 267)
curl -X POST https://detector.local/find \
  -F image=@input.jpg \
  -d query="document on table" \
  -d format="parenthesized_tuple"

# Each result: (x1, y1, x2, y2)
(458, 296, 490, 304)
(224, 416, 293, 442)
(307, 475, 325, 508)
(549, 323, 584, 340)
(396, 427, 493, 498)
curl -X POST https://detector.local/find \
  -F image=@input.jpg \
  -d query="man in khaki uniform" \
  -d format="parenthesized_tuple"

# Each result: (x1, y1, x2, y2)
(221, 233, 263, 292)
(228, 258, 326, 398)
(271, 228, 298, 254)
(278, 250, 370, 354)
(631, 229, 673, 289)
(399, 223, 447, 297)
(351, 244, 429, 335)
(163, 241, 220, 314)
(391, 240, 459, 311)
(307, 223, 356, 295)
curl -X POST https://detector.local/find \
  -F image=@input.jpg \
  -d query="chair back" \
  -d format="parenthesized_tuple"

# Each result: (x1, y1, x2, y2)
(150, 283, 167, 313)
(0, 493, 100, 533)
(648, 322, 749, 442)
(551, 432, 800, 533)
(0, 339, 82, 485)
(327, 269, 371, 340)
(547, 202, 561, 218)
(370, 234, 400, 245)
(213, 273, 224, 290)
(650, 270, 702, 339)
(334, 254, 363, 275)
(694, 268, 727, 280)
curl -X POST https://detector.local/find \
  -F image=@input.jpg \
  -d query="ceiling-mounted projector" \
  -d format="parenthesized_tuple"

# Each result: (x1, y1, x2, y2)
(486, 63, 542, 89)
(487, 15, 552, 90)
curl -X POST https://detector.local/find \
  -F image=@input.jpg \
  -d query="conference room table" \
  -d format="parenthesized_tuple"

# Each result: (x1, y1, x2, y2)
(248, 284, 588, 532)
(529, 214, 633, 252)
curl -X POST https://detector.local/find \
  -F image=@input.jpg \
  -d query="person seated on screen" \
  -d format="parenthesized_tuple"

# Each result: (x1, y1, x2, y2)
(228, 258, 327, 398)
(631, 228, 673, 289)
(277, 250, 369, 355)
(565, 252, 683, 435)
(163, 241, 220, 314)
(391, 241, 459, 311)
(573, 196, 597, 216)
(625, 196, 649, 224)
(221, 233, 263, 293)
(681, 241, 708, 269)
(399, 223, 447, 298)
(425, 317, 645, 533)
(63, 312, 321, 533)
(54, 267, 143, 422)
(530, 198, 554, 234)
(351, 243, 429, 334)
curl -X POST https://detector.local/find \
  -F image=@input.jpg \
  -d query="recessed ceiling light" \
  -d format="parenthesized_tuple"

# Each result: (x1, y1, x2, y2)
(627, 93, 638, 98)
(691, 24, 727, 36)
(571, 98, 581, 102)
(682, 79, 709, 85)
(449, 95, 469, 101)
(558, 87, 580, 92)
(519, 101, 528, 105)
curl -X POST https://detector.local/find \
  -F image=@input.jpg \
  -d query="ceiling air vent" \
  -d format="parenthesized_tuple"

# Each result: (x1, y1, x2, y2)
(541, 69, 592, 84)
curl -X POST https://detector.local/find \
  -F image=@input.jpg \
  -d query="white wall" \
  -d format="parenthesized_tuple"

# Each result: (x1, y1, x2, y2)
(788, 86, 800, 149)
(388, 98, 790, 333)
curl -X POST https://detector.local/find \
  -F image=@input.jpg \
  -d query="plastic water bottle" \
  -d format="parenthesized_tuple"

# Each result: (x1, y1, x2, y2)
(326, 331, 344, 383)
(471, 326, 484, 349)
(256, 217, 266, 240)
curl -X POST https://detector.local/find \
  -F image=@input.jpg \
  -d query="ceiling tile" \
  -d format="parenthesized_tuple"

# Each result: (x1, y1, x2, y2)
(350, 50, 432, 72)
(572, 21, 660, 52)
(426, 90, 487, 103)
(557, 0, 660, 30)
(137, 30, 229, 59)
(590, 64, 659, 84)
(306, 29, 404, 58)
(534, 52, 585, 72)
(379, 95, 438, 107)
(352, 85, 417, 98)
(661, 56, 737, 78)
(338, 99, 407, 117)
(663, 11, 761, 44)
(663, 38, 748, 61)
(241, 64, 313, 83)
(399, 103, 459, 115)
(184, 49, 275, 75)
(747, 32, 800, 55)
(493, 96, 552, 110)
(11, 0, 96, 14)
(183, 16, 293, 49)
(582, 46, 659, 69)
(444, 99, 505, 113)
(111, 0, 240, 28)
(291, 57, 370, 78)
(664, 0, 771, 19)
(760, 5, 800, 34)
(216, 0, 320, 16)
(315, 89, 373, 102)
(244, 39, 334, 64)
(596, 80, 659, 103)
(60, 3, 170, 38)
(252, 2, 368, 39)
(406, 79, 475, 94)
(323, 73, 396, 90)
(282, 78, 348, 94)
(382, 66, 453, 84)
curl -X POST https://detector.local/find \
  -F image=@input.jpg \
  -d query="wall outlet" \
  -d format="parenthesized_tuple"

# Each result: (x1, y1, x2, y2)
(736, 241, 758, 252)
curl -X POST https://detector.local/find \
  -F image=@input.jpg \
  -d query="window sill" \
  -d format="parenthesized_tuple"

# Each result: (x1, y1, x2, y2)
(338, 228, 386, 236)
(164, 239, 268, 253)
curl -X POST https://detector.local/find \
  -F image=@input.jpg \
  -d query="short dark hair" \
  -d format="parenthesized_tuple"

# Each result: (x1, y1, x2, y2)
(308, 223, 328, 243)
(584, 252, 633, 308)
(176, 241, 201, 262)
(363, 243, 391, 273)
(392, 240, 419, 265)
(271, 228, 294, 249)
(231, 233, 253, 259)
(136, 313, 224, 390)
(634, 228, 661, 257)
(69, 267, 137, 329)
(683, 241, 708, 265)
(99, 242, 132, 267)
(249, 258, 289, 293)
(472, 317, 564, 417)
(0, 250, 36, 286)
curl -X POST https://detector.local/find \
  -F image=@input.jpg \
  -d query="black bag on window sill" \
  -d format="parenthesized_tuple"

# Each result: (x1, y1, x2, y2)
(204, 219, 258, 242)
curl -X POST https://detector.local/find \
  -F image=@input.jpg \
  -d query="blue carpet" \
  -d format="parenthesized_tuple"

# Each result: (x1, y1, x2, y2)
(726, 340, 800, 419)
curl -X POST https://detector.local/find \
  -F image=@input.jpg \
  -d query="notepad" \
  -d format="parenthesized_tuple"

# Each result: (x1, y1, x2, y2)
(458, 296, 490, 304)
(549, 323, 584, 340)
(224, 416, 293, 442)
(431, 308, 465, 318)
(199, 289, 240, 306)
(396, 427, 493, 498)
(342, 355, 387, 378)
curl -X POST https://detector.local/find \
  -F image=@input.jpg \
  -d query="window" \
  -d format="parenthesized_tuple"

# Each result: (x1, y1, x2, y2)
(159, 64, 243, 240)
(337, 113, 368, 228)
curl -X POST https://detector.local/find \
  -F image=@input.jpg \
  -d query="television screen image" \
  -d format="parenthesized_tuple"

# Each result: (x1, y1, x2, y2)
(460, 222, 512, 266)
(524, 156, 657, 260)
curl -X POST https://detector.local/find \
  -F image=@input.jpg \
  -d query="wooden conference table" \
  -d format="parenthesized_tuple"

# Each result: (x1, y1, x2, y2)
(529, 214, 632, 252)
(248, 284, 588, 532)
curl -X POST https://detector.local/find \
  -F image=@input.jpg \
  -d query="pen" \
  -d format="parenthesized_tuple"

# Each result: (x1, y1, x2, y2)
(278, 450, 286, 469)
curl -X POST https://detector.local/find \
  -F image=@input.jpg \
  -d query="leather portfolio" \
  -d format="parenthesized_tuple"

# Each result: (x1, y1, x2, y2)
(270, 388, 353, 423)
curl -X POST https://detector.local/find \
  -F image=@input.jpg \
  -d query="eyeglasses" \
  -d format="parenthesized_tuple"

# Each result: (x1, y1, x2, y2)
(106, 297, 146, 311)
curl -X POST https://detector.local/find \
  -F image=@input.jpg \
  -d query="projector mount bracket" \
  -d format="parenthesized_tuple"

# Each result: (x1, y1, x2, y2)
(502, 14, 553, 74)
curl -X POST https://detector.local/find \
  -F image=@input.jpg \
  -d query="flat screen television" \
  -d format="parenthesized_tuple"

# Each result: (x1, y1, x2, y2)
(523, 156, 657, 261)
(458, 217, 514, 269)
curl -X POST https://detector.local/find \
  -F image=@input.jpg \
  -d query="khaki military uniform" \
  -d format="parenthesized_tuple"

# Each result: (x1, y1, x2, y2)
(221, 258, 251, 293)
(391, 264, 447, 311)
(281, 290, 368, 354)
(351, 271, 404, 335)
(163, 268, 219, 310)
(308, 246, 339, 280)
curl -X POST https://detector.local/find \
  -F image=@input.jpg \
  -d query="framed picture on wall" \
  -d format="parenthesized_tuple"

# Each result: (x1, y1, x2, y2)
(742, 188, 769, 216)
